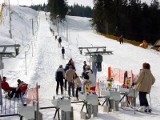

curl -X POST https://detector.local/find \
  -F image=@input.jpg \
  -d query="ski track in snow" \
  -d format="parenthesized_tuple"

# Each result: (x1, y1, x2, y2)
(36, 12, 160, 120)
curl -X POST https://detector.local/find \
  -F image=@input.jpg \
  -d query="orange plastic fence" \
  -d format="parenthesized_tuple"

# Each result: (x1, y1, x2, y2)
(26, 84, 39, 104)
(108, 67, 134, 84)
(96, 67, 135, 96)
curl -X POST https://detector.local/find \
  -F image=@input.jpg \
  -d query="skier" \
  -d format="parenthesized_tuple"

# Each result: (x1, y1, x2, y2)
(68, 58, 75, 70)
(73, 72, 82, 101)
(83, 61, 87, 72)
(65, 65, 75, 97)
(122, 71, 128, 88)
(132, 63, 155, 112)
(58, 37, 62, 47)
(119, 35, 123, 44)
(81, 61, 87, 78)
(61, 47, 65, 59)
(55, 65, 65, 95)
(55, 35, 57, 40)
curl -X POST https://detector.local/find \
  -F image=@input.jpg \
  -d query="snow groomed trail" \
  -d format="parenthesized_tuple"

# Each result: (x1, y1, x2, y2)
(34, 13, 160, 120)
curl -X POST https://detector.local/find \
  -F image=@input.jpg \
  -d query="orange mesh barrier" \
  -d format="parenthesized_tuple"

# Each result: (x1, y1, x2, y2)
(26, 84, 39, 104)
(108, 67, 134, 84)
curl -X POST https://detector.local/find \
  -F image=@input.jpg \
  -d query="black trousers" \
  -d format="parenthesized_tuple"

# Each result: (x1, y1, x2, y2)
(139, 92, 149, 107)
(64, 80, 67, 90)
(76, 87, 81, 98)
(56, 80, 63, 95)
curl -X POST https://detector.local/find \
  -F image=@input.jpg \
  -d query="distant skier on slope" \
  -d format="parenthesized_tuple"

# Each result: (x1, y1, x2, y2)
(61, 47, 65, 59)
(55, 35, 57, 40)
(58, 37, 62, 47)
(119, 35, 123, 44)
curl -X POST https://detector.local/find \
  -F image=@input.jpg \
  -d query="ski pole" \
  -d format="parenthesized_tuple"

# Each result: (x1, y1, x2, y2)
(149, 93, 152, 109)
(133, 88, 136, 114)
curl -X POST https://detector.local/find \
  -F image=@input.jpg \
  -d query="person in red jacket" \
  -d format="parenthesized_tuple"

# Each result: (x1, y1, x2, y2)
(1, 76, 16, 98)
(15, 79, 28, 97)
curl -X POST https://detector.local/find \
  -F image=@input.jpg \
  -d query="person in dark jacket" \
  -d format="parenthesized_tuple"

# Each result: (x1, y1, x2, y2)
(55, 35, 57, 40)
(58, 37, 62, 47)
(83, 61, 87, 72)
(82, 61, 87, 78)
(55, 65, 65, 95)
(61, 47, 65, 59)
(119, 35, 123, 44)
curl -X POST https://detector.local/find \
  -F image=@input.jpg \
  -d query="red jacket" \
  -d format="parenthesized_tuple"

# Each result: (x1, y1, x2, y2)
(17, 81, 28, 92)
(20, 84, 28, 92)
(1, 81, 10, 91)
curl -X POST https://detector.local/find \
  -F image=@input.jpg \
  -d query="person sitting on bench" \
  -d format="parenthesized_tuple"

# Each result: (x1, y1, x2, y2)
(15, 79, 28, 98)
(1, 76, 16, 98)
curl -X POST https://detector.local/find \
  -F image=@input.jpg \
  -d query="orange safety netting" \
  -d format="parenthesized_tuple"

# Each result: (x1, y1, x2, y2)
(108, 66, 134, 84)
(26, 84, 39, 104)
(96, 67, 135, 97)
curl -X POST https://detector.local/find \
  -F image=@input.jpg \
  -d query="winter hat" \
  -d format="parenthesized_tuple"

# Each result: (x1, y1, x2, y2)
(17, 79, 21, 83)
(59, 65, 63, 68)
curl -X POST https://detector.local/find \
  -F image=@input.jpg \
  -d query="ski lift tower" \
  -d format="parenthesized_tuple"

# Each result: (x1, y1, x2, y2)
(0, 44, 20, 105)
(78, 46, 113, 76)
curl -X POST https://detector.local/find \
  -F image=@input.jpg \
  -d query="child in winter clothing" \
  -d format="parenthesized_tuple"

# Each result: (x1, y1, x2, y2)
(83, 65, 96, 92)
(73, 73, 82, 101)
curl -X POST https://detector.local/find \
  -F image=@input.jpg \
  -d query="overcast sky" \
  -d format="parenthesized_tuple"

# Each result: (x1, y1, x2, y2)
(0, 0, 159, 8)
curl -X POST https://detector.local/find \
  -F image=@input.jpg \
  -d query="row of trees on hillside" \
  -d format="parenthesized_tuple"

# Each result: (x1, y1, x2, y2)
(68, 4, 92, 18)
(48, 0, 68, 20)
(47, 0, 93, 20)
(30, 4, 48, 11)
(92, 0, 160, 44)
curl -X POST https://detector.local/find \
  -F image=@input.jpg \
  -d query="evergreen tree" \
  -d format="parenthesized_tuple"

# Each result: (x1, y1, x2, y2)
(48, 0, 68, 20)
(92, 0, 160, 44)
(68, 4, 92, 18)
